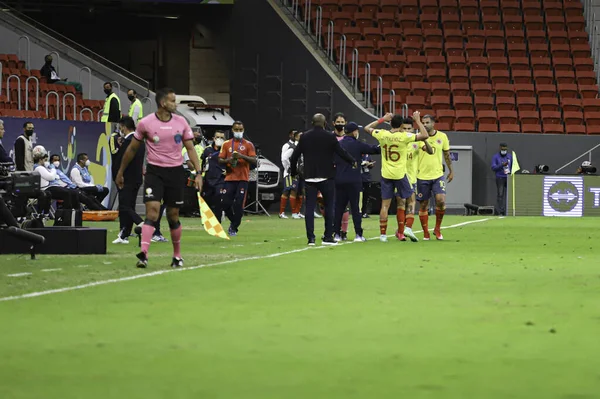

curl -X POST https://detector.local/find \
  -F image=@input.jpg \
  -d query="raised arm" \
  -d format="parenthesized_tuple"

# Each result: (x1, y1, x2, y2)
(363, 112, 393, 135)
(413, 111, 431, 142)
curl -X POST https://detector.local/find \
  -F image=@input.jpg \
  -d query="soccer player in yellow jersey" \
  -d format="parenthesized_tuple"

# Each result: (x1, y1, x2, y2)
(416, 114, 454, 240)
(364, 111, 429, 242)
(401, 117, 432, 241)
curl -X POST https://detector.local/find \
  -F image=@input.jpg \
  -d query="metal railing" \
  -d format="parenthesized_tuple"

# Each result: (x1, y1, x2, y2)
(45, 91, 59, 118)
(6, 75, 21, 110)
(389, 89, 396, 114)
(555, 143, 600, 174)
(79, 67, 92, 100)
(0, 1, 150, 91)
(79, 108, 93, 121)
(315, 6, 323, 47)
(401, 104, 409, 119)
(62, 93, 76, 121)
(97, 110, 103, 122)
(339, 35, 347, 75)
(17, 36, 30, 68)
(376, 76, 384, 117)
(364, 63, 371, 107)
(350, 48, 359, 94)
(25, 76, 39, 111)
(326, 21, 334, 60)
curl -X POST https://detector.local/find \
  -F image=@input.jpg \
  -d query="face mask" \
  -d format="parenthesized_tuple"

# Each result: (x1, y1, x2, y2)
(25, 129, 33, 136)
(104, 89, 112, 95)
(214, 138, 224, 147)
(53, 161, 60, 168)
(500, 150, 507, 155)
(128, 95, 135, 102)
(84, 160, 91, 167)
(355, 132, 360, 140)
(45, 59, 52, 64)
(233, 132, 244, 139)
(44, 161, 50, 168)
(294, 140, 299, 145)
(334, 124, 345, 132)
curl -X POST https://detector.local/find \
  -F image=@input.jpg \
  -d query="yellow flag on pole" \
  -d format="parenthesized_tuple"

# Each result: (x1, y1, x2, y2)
(197, 193, 229, 240)
(511, 151, 520, 174)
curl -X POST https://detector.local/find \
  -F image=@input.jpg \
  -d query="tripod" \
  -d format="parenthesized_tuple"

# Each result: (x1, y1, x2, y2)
(244, 154, 270, 216)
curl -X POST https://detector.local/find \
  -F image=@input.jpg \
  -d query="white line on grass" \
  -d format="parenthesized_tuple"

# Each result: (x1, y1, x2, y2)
(0, 218, 492, 302)
(7, 273, 32, 277)
(41, 269, 62, 272)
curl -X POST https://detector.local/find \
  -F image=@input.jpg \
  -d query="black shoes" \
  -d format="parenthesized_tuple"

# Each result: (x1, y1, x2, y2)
(136, 252, 148, 268)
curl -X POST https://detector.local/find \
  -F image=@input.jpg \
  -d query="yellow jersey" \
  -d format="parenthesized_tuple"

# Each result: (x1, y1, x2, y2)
(372, 129, 416, 180)
(417, 130, 450, 180)
(406, 141, 421, 185)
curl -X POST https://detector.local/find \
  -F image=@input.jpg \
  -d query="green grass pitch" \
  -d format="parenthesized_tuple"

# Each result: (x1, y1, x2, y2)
(1, 215, 599, 398)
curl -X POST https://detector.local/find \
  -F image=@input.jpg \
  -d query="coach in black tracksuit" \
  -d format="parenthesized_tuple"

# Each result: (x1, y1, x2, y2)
(115, 116, 145, 241)
(334, 122, 380, 241)
(290, 114, 355, 246)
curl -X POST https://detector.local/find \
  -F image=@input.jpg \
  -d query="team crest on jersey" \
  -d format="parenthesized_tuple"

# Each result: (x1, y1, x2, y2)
(412, 143, 419, 150)
(229, 147, 233, 153)
(239, 145, 246, 151)
(436, 139, 442, 145)
(174, 133, 183, 144)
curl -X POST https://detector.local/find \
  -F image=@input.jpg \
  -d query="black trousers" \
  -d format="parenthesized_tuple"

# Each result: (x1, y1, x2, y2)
(118, 182, 143, 238)
(496, 177, 507, 216)
(81, 186, 109, 204)
(46, 186, 80, 209)
(14, 191, 52, 216)
(78, 190, 106, 210)
(203, 181, 224, 223)
(361, 181, 372, 214)
(334, 182, 363, 236)
(222, 181, 248, 231)
(304, 179, 335, 240)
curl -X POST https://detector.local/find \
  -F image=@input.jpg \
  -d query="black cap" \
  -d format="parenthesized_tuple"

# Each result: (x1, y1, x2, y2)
(345, 122, 359, 133)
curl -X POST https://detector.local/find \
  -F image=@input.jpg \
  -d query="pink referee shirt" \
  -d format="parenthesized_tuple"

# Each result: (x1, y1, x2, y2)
(134, 113, 194, 168)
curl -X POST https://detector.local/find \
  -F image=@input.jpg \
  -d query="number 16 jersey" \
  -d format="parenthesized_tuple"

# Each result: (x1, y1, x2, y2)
(372, 129, 416, 180)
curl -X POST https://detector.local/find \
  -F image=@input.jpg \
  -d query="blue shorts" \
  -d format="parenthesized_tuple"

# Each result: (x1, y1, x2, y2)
(417, 176, 446, 201)
(282, 175, 303, 193)
(380, 176, 413, 200)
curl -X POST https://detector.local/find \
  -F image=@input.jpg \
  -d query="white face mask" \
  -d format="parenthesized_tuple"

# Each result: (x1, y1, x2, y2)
(85, 160, 91, 167)
(214, 138, 224, 147)
(53, 161, 60, 168)
(355, 132, 360, 140)
(500, 150, 507, 155)
(233, 132, 244, 139)
(44, 161, 50, 168)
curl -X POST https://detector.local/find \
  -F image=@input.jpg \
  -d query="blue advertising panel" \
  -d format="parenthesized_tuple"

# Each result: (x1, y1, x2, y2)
(0, 118, 114, 207)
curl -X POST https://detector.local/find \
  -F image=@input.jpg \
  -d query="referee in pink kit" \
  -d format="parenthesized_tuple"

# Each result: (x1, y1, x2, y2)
(116, 88, 203, 269)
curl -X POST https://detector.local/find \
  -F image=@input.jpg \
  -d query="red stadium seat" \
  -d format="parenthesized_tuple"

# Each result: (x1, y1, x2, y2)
(437, 110, 456, 125)
(561, 98, 583, 112)
(431, 96, 452, 110)
(451, 82, 471, 97)
(555, 71, 576, 85)
(520, 110, 540, 125)
(517, 98, 537, 112)
(427, 69, 447, 82)
(512, 70, 533, 84)
(490, 70, 510, 85)
(564, 111, 584, 126)
(500, 123, 521, 133)
(454, 96, 474, 110)
(454, 122, 476, 131)
(583, 98, 600, 113)
(498, 110, 518, 124)
(586, 126, 600, 135)
(496, 96, 516, 110)
(539, 97, 560, 112)
(533, 70, 554, 85)
(524, 14, 544, 30)
(456, 109, 475, 123)
(543, 124, 565, 134)
(431, 82, 451, 96)
(459, 0, 479, 14)
(466, 42, 485, 58)
(474, 96, 494, 110)
(522, 124, 542, 134)
(584, 112, 600, 125)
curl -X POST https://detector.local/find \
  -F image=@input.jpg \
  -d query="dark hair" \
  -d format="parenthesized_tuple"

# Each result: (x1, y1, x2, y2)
(422, 114, 436, 123)
(119, 116, 136, 132)
(50, 154, 60, 162)
(391, 114, 404, 128)
(103, 81, 112, 88)
(77, 153, 88, 162)
(403, 117, 414, 125)
(288, 129, 296, 136)
(333, 112, 346, 122)
(23, 121, 33, 128)
(128, 89, 137, 95)
(155, 87, 175, 108)
(232, 120, 244, 128)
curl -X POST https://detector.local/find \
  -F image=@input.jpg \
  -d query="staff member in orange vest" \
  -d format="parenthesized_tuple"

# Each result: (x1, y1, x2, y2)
(218, 121, 257, 236)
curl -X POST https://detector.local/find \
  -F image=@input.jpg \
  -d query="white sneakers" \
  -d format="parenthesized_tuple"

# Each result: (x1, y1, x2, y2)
(112, 237, 129, 244)
(279, 213, 289, 219)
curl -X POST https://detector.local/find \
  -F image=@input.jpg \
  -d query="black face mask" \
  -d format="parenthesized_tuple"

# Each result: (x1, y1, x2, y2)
(45, 60, 52, 65)
(334, 124, 345, 132)
(104, 89, 112, 95)
(25, 129, 33, 136)
(128, 95, 135, 102)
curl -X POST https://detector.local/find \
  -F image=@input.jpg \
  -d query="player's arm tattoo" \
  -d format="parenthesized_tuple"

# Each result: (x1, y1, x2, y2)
(443, 150, 453, 172)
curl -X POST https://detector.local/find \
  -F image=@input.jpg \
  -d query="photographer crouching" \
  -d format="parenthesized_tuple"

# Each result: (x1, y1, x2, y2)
(577, 161, 597, 175)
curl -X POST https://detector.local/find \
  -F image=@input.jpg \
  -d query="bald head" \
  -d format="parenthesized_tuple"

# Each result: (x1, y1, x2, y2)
(312, 113, 326, 128)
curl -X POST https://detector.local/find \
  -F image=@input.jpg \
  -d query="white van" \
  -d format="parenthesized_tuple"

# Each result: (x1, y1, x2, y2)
(175, 95, 281, 207)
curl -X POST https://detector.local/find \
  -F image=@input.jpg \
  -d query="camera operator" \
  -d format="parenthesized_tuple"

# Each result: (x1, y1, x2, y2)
(32, 146, 80, 210)
(576, 161, 597, 175)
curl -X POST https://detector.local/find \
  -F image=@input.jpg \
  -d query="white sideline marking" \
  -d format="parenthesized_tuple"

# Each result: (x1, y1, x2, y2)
(41, 269, 62, 272)
(7, 273, 32, 277)
(0, 218, 492, 302)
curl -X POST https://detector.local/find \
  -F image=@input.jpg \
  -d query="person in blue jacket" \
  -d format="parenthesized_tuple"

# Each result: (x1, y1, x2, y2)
(490, 142, 513, 216)
(334, 122, 380, 242)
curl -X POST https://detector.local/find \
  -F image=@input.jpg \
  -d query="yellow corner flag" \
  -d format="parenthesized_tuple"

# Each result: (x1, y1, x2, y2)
(511, 151, 520, 174)
(197, 193, 229, 240)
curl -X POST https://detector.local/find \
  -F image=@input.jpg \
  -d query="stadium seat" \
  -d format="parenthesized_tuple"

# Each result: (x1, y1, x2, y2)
(586, 126, 600, 135)
(512, 70, 533, 84)
(584, 112, 600, 125)
(498, 110, 518, 124)
(564, 111, 584, 126)
(454, 122, 475, 131)
(454, 96, 474, 110)
(449, 69, 469, 83)
(579, 84, 599, 98)
(466, 42, 485, 58)
(517, 97, 539, 113)
(490, 70, 510, 85)
(533, 70, 554, 85)
(500, 123, 521, 133)
(520, 110, 540, 125)
(431, 82, 451, 96)
(561, 98, 583, 112)
(539, 97, 560, 112)
(529, 43, 550, 58)
(431, 95, 452, 110)
(455, 110, 475, 125)
(583, 98, 600, 113)
(461, 13, 480, 31)
(451, 82, 471, 97)
(516, 84, 535, 97)
(437, 109, 456, 125)
(474, 96, 494, 110)
(543, 124, 565, 134)
(496, 96, 516, 110)
(558, 84, 579, 99)
(555, 71, 576, 85)
(479, 122, 499, 132)
(536, 84, 557, 98)
(469, 69, 489, 84)
(427, 69, 447, 82)
(522, 124, 542, 134)
(566, 125, 586, 135)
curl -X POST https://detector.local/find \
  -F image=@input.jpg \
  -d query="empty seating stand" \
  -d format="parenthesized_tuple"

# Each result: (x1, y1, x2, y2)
(0, 53, 95, 121)
(303, 0, 598, 134)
